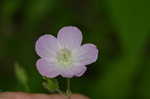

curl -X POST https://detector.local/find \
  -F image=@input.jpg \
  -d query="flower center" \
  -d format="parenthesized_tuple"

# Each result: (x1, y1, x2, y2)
(57, 48, 72, 66)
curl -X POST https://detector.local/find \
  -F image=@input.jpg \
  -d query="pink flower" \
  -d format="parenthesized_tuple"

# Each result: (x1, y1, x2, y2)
(35, 26, 98, 78)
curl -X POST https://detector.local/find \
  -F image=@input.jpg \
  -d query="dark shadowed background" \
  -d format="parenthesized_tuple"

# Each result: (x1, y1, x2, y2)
(0, 0, 150, 99)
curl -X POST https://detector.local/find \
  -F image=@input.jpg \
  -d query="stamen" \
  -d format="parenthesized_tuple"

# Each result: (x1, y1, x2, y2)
(57, 48, 72, 66)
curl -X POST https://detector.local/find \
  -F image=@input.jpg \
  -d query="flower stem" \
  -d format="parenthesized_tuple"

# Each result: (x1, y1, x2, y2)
(66, 78, 71, 99)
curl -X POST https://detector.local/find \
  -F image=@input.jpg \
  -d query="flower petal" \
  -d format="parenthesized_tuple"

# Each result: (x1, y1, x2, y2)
(59, 66, 74, 78)
(77, 44, 98, 65)
(60, 65, 87, 78)
(57, 26, 82, 49)
(35, 34, 60, 58)
(36, 58, 59, 78)
(61, 71, 74, 78)
(74, 66, 87, 77)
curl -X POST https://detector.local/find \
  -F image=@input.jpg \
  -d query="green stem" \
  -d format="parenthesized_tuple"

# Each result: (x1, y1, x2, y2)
(66, 78, 71, 99)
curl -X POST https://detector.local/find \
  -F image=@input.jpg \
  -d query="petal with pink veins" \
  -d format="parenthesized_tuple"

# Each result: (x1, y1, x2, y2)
(77, 44, 98, 66)
(35, 34, 60, 58)
(36, 58, 60, 78)
(57, 26, 82, 49)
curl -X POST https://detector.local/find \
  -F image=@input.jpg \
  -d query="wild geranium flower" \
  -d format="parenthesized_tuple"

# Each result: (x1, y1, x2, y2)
(35, 26, 98, 78)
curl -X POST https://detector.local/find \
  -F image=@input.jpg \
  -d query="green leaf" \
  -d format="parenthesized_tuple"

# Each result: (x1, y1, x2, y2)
(42, 77, 59, 92)
(14, 62, 29, 91)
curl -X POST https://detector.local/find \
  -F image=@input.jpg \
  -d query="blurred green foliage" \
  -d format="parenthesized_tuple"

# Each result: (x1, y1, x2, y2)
(0, 0, 149, 99)
(14, 62, 29, 91)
